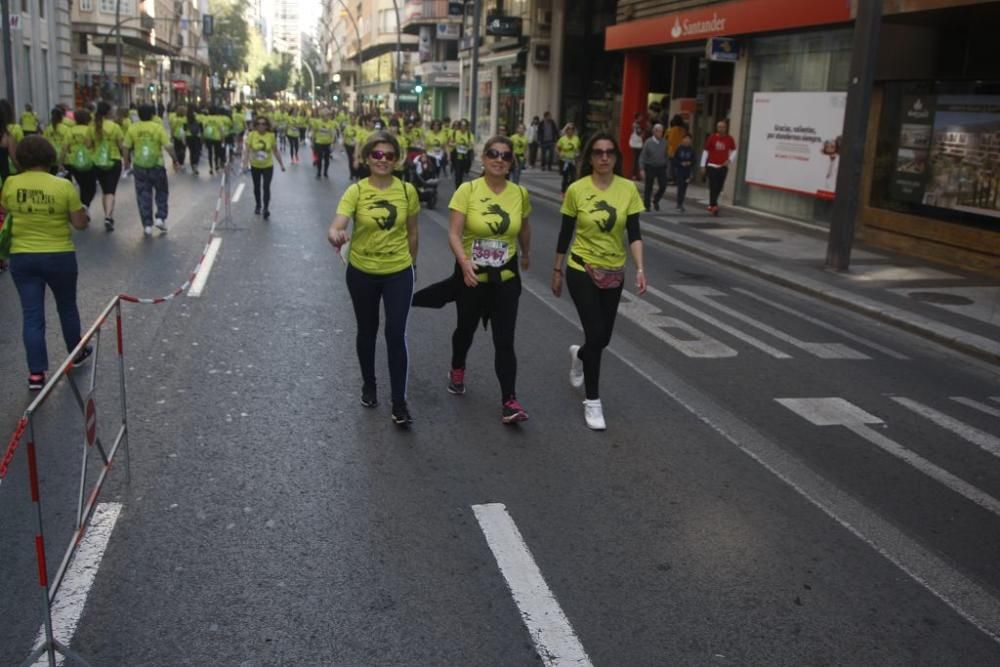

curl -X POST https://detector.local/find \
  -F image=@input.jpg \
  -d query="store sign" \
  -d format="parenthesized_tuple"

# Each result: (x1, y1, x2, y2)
(416, 61, 460, 87)
(706, 37, 740, 62)
(745, 91, 847, 200)
(419, 26, 433, 63)
(172, 80, 188, 92)
(889, 96, 936, 204)
(436, 23, 460, 40)
(486, 14, 522, 37)
(605, 0, 851, 50)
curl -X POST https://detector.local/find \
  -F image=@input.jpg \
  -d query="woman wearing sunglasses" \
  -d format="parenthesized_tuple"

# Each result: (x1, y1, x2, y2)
(327, 131, 420, 427)
(242, 116, 285, 219)
(551, 132, 647, 430)
(446, 136, 532, 424)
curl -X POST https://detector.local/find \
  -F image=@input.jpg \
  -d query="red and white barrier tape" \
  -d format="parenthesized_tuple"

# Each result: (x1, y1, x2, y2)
(0, 417, 29, 487)
(118, 168, 232, 305)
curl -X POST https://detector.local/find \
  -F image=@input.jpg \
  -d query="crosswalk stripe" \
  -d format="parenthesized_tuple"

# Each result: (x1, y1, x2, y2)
(892, 396, 1000, 459)
(951, 397, 1000, 419)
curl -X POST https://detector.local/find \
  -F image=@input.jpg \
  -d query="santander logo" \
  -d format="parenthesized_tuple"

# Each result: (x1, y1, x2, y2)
(671, 18, 683, 39)
(670, 12, 727, 40)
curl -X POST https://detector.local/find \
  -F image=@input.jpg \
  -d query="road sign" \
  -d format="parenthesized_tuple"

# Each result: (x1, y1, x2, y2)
(84, 396, 97, 448)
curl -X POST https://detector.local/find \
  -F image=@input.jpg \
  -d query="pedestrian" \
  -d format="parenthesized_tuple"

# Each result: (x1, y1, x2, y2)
(640, 123, 668, 211)
(42, 107, 70, 174)
(311, 108, 336, 179)
(185, 107, 203, 175)
(551, 131, 647, 430)
(63, 109, 98, 210)
(557, 123, 581, 195)
(201, 106, 225, 175)
(123, 103, 178, 236)
(511, 122, 527, 184)
(450, 119, 474, 188)
(666, 114, 686, 183)
(170, 105, 187, 172)
(231, 104, 246, 156)
(628, 112, 645, 180)
(0, 136, 93, 390)
(425, 119, 447, 175)
(90, 101, 125, 231)
(443, 136, 532, 424)
(327, 130, 419, 427)
(700, 119, 737, 215)
(0, 101, 19, 184)
(672, 133, 695, 212)
(526, 116, 539, 168)
(286, 109, 300, 164)
(342, 113, 359, 179)
(537, 111, 559, 170)
(243, 116, 285, 219)
(20, 103, 39, 136)
(294, 109, 310, 165)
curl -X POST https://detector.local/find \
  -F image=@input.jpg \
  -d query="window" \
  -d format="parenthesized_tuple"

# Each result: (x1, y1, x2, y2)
(38, 0, 44, 18)
(78, 32, 88, 54)
(100, 0, 131, 14)
(80, 0, 92, 11)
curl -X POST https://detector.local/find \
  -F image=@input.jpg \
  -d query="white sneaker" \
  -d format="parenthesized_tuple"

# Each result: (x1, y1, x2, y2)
(569, 345, 584, 388)
(583, 399, 606, 430)
(143, 225, 153, 237)
(154, 218, 167, 232)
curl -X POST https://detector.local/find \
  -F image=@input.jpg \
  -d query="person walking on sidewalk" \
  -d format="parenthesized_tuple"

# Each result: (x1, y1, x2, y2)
(243, 116, 285, 219)
(450, 119, 474, 189)
(169, 105, 187, 173)
(557, 123, 581, 196)
(511, 122, 528, 184)
(327, 131, 419, 427)
(444, 136, 532, 425)
(666, 114, 687, 183)
(526, 116, 539, 169)
(90, 102, 125, 231)
(185, 107, 203, 175)
(123, 104, 179, 237)
(63, 109, 98, 211)
(537, 112, 559, 171)
(311, 108, 337, 179)
(672, 133, 695, 212)
(551, 131, 646, 430)
(701, 119, 737, 215)
(0, 136, 93, 390)
(640, 123, 669, 211)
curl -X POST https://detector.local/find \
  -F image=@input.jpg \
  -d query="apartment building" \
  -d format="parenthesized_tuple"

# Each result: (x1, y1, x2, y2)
(0, 0, 74, 113)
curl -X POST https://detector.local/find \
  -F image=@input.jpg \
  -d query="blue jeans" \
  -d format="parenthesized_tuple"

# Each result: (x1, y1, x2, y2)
(9, 252, 82, 373)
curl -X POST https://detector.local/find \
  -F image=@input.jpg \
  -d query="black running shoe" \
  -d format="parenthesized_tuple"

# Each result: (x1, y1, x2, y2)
(72, 345, 94, 367)
(263, 208, 270, 220)
(391, 402, 413, 427)
(360, 384, 377, 408)
(28, 373, 45, 391)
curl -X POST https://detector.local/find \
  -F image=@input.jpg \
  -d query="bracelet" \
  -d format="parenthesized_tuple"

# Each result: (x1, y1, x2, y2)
(637, 269, 645, 273)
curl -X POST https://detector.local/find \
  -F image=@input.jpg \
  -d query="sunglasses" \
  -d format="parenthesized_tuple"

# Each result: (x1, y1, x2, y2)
(370, 149, 397, 162)
(591, 148, 617, 158)
(484, 148, 514, 162)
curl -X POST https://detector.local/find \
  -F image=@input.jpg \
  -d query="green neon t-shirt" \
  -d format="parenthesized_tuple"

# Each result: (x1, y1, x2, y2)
(336, 177, 419, 275)
(449, 177, 531, 282)
(560, 175, 643, 271)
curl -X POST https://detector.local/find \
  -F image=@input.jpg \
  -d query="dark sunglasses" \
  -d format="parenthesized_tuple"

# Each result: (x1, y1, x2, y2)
(370, 149, 397, 161)
(590, 148, 617, 158)
(484, 148, 514, 162)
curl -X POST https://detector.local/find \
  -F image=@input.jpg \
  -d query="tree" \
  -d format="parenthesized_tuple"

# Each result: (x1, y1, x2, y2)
(207, 0, 250, 90)
(257, 54, 295, 99)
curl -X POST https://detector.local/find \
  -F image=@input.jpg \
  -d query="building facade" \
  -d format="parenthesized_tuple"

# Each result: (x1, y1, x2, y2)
(0, 0, 74, 113)
(605, 0, 1000, 275)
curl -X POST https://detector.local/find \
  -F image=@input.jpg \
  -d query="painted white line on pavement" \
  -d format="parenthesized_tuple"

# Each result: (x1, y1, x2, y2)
(232, 182, 245, 203)
(472, 503, 593, 667)
(31, 502, 122, 666)
(733, 287, 908, 360)
(951, 397, 1000, 418)
(618, 291, 737, 358)
(187, 236, 223, 298)
(893, 396, 1000, 458)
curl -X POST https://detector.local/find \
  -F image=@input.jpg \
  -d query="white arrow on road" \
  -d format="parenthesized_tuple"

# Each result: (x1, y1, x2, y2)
(777, 397, 1000, 517)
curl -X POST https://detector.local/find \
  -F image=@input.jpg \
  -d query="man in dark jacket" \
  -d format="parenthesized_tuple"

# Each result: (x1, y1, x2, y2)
(537, 111, 559, 171)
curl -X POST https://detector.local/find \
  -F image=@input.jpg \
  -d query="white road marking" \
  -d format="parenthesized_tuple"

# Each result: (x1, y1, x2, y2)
(187, 237, 223, 298)
(472, 503, 593, 667)
(232, 182, 245, 203)
(951, 397, 1000, 418)
(778, 398, 1000, 517)
(733, 287, 909, 359)
(992, 397, 1000, 405)
(31, 502, 122, 666)
(892, 396, 1000, 459)
(618, 292, 737, 358)
(642, 286, 791, 358)
(675, 285, 869, 359)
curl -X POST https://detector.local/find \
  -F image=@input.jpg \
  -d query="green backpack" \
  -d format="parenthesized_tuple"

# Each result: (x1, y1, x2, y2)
(93, 139, 113, 169)
(204, 121, 219, 141)
(132, 131, 161, 168)
(69, 141, 93, 171)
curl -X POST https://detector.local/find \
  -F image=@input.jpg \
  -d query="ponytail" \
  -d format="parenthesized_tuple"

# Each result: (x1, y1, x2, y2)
(95, 101, 111, 141)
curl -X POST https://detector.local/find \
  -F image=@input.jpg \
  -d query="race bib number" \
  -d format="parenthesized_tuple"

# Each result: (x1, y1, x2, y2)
(457, 146, 469, 155)
(254, 150, 268, 162)
(471, 239, 509, 268)
(430, 148, 443, 158)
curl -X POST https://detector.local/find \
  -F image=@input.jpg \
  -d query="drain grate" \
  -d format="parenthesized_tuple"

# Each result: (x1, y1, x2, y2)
(908, 291, 975, 306)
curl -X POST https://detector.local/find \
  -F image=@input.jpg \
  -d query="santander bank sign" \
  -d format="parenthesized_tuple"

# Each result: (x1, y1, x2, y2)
(670, 14, 727, 40)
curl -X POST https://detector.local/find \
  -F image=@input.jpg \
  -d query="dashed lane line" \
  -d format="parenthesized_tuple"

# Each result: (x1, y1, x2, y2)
(186, 236, 223, 298)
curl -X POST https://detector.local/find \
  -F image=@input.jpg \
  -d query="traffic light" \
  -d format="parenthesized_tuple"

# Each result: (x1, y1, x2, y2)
(414, 75, 423, 94)
(148, 83, 156, 94)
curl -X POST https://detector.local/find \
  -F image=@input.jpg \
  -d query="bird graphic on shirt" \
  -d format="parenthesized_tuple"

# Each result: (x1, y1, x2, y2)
(590, 200, 617, 233)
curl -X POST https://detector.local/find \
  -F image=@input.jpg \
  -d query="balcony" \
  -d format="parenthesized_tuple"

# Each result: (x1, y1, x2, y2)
(401, 0, 465, 34)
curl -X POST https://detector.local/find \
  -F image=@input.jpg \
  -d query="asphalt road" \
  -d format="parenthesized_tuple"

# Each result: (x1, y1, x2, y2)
(1, 149, 999, 666)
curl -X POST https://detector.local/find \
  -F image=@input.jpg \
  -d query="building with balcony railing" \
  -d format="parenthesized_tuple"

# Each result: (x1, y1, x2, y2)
(401, 0, 463, 120)
(0, 0, 74, 113)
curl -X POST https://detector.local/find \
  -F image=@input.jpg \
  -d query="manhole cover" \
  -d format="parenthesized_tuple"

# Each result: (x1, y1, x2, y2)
(908, 291, 975, 306)
(738, 235, 781, 243)
(685, 222, 727, 230)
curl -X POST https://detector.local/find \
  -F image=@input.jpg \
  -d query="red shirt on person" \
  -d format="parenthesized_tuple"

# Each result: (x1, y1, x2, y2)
(704, 133, 736, 167)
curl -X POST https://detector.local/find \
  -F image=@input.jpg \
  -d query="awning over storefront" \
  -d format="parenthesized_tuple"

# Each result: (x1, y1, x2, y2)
(604, 0, 852, 51)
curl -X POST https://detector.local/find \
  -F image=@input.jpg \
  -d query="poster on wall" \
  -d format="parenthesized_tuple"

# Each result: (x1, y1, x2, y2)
(745, 91, 847, 200)
(889, 95, 935, 204)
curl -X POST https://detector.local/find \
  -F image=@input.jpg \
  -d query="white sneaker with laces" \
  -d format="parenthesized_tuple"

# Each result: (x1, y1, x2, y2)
(583, 399, 606, 430)
(569, 345, 584, 389)
(143, 226, 153, 237)
(154, 218, 167, 232)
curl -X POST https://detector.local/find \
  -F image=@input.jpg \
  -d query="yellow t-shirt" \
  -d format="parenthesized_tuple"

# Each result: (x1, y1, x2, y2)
(0, 171, 83, 254)
(247, 131, 276, 169)
(511, 133, 527, 157)
(123, 120, 170, 168)
(42, 123, 71, 154)
(336, 177, 419, 275)
(560, 175, 643, 271)
(90, 120, 124, 164)
(449, 177, 531, 283)
(342, 124, 359, 146)
(312, 119, 336, 145)
(21, 112, 38, 133)
(557, 135, 581, 161)
(65, 125, 94, 170)
(452, 131, 473, 155)
(425, 130, 446, 151)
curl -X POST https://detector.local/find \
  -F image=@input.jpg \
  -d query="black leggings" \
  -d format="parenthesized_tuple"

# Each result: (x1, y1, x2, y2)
(344, 145, 356, 179)
(288, 136, 299, 159)
(205, 140, 224, 170)
(345, 264, 414, 406)
(567, 267, 623, 400)
(251, 166, 273, 209)
(561, 160, 577, 193)
(453, 154, 470, 188)
(315, 144, 331, 176)
(68, 168, 98, 207)
(451, 275, 521, 402)
(707, 165, 728, 207)
(173, 138, 186, 165)
(186, 137, 202, 168)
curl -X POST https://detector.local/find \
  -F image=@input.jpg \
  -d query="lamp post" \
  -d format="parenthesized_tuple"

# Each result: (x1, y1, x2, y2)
(301, 60, 316, 102)
(336, 0, 364, 115)
(391, 0, 401, 112)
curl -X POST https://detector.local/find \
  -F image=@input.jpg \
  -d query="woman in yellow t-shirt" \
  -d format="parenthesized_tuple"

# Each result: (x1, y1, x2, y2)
(42, 108, 71, 173)
(63, 108, 98, 208)
(550, 132, 647, 430)
(444, 135, 532, 424)
(327, 131, 419, 427)
(0, 136, 92, 390)
(91, 101, 125, 231)
(556, 123, 582, 195)
(242, 116, 285, 219)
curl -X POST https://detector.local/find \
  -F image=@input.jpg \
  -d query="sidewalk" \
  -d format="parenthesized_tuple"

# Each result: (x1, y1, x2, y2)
(516, 167, 1000, 365)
